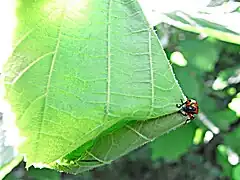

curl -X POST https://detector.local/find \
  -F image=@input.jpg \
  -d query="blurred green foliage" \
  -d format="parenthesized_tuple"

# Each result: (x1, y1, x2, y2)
(149, 14, 240, 179)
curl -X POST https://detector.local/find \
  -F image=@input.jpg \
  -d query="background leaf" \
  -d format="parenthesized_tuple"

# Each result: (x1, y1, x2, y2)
(139, 1, 240, 45)
(233, 164, 240, 180)
(0, 155, 23, 180)
(216, 145, 233, 177)
(161, 7, 240, 45)
(150, 123, 197, 161)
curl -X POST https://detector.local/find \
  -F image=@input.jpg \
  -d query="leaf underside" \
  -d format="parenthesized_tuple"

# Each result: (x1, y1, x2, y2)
(4, 0, 185, 173)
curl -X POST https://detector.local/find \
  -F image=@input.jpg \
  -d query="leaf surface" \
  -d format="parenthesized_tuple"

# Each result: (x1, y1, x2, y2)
(4, 0, 185, 172)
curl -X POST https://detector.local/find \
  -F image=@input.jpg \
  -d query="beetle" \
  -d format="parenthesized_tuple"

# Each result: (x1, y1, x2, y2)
(176, 98, 199, 124)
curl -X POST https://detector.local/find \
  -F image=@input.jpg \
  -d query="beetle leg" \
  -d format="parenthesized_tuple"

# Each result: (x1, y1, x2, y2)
(178, 110, 187, 116)
(187, 114, 195, 121)
(176, 99, 185, 108)
(180, 99, 184, 104)
(189, 114, 195, 120)
(176, 103, 183, 108)
(184, 119, 191, 124)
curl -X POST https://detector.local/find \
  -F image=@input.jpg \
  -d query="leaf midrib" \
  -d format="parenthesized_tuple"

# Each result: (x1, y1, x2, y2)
(104, 0, 113, 121)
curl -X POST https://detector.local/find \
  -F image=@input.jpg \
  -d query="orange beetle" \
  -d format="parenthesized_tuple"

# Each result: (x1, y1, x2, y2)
(176, 98, 199, 124)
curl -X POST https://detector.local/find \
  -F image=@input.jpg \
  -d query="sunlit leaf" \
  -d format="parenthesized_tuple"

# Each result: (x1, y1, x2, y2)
(3, 0, 185, 173)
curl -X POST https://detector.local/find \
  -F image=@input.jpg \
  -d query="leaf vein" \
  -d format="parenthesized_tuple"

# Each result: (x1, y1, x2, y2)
(10, 51, 55, 84)
(126, 125, 153, 141)
(17, 93, 47, 123)
(148, 30, 155, 117)
(12, 29, 35, 52)
(33, 2, 68, 162)
(86, 151, 111, 164)
(104, 0, 113, 121)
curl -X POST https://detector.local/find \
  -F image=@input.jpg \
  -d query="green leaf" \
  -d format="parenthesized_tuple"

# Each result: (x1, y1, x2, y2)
(3, 0, 184, 173)
(53, 113, 185, 174)
(150, 123, 196, 161)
